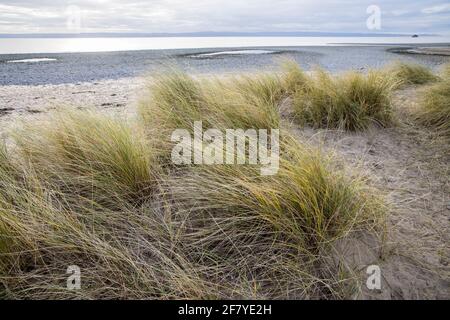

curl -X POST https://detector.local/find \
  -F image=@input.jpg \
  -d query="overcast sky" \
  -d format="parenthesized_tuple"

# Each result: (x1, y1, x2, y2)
(0, 0, 449, 34)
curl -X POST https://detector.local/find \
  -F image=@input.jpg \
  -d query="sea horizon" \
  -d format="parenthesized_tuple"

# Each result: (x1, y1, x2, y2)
(1, 35, 450, 55)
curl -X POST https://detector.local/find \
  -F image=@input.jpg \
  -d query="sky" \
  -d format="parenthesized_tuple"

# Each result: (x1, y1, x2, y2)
(0, 0, 449, 35)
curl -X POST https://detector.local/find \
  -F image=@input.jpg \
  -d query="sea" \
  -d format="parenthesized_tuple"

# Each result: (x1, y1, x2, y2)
(1, 36, 449, 85)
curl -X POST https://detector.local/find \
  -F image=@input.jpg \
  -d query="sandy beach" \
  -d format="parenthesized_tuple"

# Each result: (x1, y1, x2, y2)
(0, 77, 142, 134)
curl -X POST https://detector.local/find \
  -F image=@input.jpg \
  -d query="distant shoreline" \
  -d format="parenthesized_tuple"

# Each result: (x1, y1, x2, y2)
(1, 36, 449, 56)
(0, 32, 438, 38)
(388, 46, 450, 56)
(1, 45, 449, 86)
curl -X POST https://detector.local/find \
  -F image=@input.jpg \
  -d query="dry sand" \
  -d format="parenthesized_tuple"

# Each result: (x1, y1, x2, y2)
(295, 87, 449, 299)
(0, 78, 448, 299)
(0, 77, 143, 134)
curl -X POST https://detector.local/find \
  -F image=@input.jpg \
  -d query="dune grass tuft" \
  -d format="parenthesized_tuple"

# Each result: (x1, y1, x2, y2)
(0, 115, 206, 299)
(0, 182, 210, 299)
(441, 62, 450, 80)
(390, 62, 439, 86)
(280, 59, 309, 94)
(288, 67, 396, 130)
(139, 70, 283, 157)
(417, 79, 450, 138)
(0, 66, 387, 299)
(13, 111, 158, 206)
(0, 142, 14, 181)
(0, 121, 385, 299)
(167, 135, 385, 297)
(202, 74, 283, 129)
(139, 70, 206, 138)
(170, 135, 383, 247)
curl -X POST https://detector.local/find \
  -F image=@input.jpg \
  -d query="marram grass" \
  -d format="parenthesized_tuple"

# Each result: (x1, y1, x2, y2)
(441, 62, 450, 80)
(0, 178, 209, 299)
(169, 135, 384, 248)
(390, 61, 439, 86)
(287, 66, 397, 131)
(139, 70, 283, 130)
(141, 63, 400, 136)
(13, 110, 158, 206)
(0, 66, 388, 299)
(166, 135, 385, 298)
(139, 70, 283, 157)
(280, 59, 309, 94)
(417, 79, 450, 138)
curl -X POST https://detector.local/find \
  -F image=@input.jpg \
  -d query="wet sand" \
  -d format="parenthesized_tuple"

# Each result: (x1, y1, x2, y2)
(394, 47, 450, 56)
(1, 45, 449, 85)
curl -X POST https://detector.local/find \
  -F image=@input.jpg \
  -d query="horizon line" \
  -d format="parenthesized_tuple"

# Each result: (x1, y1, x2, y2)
(0, 31, 439, 38)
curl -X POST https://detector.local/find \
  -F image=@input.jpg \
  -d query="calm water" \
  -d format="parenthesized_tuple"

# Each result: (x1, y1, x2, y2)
(1, 36, 450, 54)
(0, 37, 449, 85)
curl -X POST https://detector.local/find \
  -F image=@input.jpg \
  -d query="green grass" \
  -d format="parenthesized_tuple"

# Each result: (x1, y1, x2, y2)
(0, 68, 387, 299)
(0, 142, 16, 273)
(170, 135, 383, 247)
(0, 127, 385, 299)
(202, 74, 283, 129)
(390, 62, 439, 86)
(280, 59, 309, 94)
(289, 67, 396, 130)
(417, 79, 450, 138)
(441, 62, 450, 80)
(13, 111, 158, 206)
(139, 70, 283, 131)
(138, 70, 283, 158)
(167, 135, 384, 297)
(0, 180, 208, 299)
(139, 70, 206, 136)
(0, 117, 208, 299)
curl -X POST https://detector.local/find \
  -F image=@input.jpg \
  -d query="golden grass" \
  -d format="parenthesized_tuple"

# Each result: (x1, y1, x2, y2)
(166, 134, 385, 298)
(13, 111, 158, 206)
(0, 66, 388, 299)
(280, 59, 309, 94)
(288, 67, 397, 130)
(202, 74, 283, 129)
(416, 79, 450, 138)
(138, 70, 283, 158)
(139, 70, 283, 130)
(0, 181, 208, 299)
(0, 122, 209, 299)
(442, 62, 450, 79)
(1, 127, 384, 299)
(390, 62, 439, 86)
(139, 70, 205, 137)
(170, 135, 383, 247)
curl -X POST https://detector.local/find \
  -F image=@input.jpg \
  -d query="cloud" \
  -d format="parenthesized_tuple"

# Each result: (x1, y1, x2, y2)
(422, 3, 450, 14)
(0, 0, 448, 34)
(390, 9, 411, 16)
